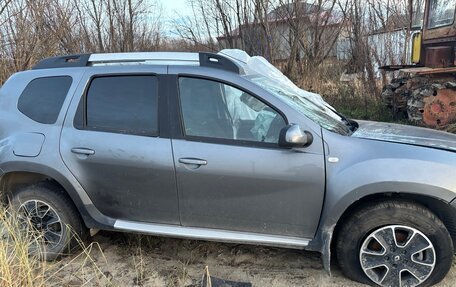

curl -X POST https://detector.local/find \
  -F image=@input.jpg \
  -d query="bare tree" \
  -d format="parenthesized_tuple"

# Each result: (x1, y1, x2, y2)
(0, 0, 164, 84)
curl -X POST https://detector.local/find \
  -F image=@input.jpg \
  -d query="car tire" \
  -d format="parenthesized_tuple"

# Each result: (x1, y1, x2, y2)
(10, 181, 87, 260)
(336, 200, 453, 287)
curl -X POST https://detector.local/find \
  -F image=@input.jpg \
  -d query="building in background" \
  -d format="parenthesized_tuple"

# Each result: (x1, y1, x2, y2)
(217, 0, 415, 76)
(217, 2, 346, 63)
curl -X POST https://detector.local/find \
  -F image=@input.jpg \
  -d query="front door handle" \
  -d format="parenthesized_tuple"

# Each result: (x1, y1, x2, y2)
(71, 148, 95, 156)
(178, 158, 207, 166)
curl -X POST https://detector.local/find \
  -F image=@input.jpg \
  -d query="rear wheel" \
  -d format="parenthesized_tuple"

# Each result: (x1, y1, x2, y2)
(336, 200, 453, 287)
(10, 181, 87, 260)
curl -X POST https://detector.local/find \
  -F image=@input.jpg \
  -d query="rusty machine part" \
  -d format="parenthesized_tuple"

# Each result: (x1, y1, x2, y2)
(381, 76, 456, 132)
(422, 89, 456, 126)
(424, 46, 454, 68)
(379, 0, 456, 133)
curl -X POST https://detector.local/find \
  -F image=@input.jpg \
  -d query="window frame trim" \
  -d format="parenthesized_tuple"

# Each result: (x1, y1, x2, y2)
(176, 74, 290, 149)
(74, 73, 160, 137)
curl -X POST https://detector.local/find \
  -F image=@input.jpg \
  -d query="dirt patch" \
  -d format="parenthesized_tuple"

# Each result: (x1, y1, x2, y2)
(53, 231, 456, 286)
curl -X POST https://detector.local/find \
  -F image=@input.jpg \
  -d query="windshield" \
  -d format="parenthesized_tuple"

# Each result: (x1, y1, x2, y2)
(428, 0, 456, 29)
(219, 49, 352, 135)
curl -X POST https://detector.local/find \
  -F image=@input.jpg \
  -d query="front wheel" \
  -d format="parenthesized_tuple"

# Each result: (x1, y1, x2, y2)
(336, 200, 453, 287)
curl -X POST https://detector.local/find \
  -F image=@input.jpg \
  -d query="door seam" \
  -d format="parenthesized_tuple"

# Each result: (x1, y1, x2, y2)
(170, 139, 183, 226)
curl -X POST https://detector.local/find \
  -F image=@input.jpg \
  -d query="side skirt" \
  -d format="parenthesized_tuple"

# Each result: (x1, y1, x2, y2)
(114, 220, 311, 249)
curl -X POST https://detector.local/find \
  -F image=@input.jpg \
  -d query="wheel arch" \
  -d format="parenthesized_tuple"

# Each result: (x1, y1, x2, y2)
(316, 191, 456, 274)
(332, 193, 456, 253)
(0, 162, 115, 229)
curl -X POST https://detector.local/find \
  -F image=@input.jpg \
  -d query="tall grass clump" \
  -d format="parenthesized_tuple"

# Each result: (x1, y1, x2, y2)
(0, 206, 109, 287)
(0, 207, 47, 286)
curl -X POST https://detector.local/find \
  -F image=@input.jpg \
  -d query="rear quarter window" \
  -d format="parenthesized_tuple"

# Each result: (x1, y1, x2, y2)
(18, 76, 73, 124)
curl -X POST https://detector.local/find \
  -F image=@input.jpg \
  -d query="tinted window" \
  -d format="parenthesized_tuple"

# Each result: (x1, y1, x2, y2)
(86, 76, 158, 136)
(18, 76, 72, 124)
(179, 77, 286, 144)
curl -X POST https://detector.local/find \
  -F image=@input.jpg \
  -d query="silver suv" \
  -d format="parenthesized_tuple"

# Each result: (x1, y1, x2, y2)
(1, 50, 455, 287)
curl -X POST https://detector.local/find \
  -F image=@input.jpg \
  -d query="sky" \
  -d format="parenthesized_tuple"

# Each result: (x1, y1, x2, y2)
(157, 0, 192, 36)
(159, 0, 191, 19)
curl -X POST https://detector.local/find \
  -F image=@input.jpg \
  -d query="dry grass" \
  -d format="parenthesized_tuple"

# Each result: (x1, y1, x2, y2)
(0, 207, 109, 287)
(0, 207, 49, 287)
(295, 60, 395, 123)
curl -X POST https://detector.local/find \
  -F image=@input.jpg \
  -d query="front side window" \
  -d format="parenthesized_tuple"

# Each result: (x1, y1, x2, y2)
(428, 0, 456, 29)
(86, 75, 158, 136)
(178, 77, 286, 144)
(18, 76, 72, 124)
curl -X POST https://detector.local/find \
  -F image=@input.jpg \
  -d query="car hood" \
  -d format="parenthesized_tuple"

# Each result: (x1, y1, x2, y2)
(352, 120, 456, 152)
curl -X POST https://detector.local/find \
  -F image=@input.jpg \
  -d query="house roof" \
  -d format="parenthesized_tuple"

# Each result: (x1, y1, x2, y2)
(369, 13, 409, 35)
(267, 2, 319, 21)
(217, 1, 343, 40)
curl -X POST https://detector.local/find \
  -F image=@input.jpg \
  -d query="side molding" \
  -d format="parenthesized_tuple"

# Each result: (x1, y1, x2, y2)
(115, 220, 311, 249)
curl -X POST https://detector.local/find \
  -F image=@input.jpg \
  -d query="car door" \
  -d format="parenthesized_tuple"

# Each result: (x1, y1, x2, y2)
(60, 69, 180, 224)
(172, 75, 325, 238)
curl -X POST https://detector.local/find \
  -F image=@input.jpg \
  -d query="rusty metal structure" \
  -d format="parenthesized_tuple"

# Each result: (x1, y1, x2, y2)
(381, 0, 456, 132)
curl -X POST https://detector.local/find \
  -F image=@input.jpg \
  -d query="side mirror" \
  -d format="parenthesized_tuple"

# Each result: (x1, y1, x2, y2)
(279, 124, 313, 148)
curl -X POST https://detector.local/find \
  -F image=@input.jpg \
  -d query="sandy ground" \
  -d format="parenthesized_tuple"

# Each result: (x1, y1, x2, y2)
(51, 231, 456, 287)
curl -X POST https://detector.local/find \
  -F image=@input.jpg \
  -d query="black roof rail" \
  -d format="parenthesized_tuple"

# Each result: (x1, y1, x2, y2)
(32, 54, 91, 70)
(199, 52, 242, 74)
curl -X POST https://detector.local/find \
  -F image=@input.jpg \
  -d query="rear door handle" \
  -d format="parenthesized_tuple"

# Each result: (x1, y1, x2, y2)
(71, 148, 95, 156)
(178, 158, 207, 166)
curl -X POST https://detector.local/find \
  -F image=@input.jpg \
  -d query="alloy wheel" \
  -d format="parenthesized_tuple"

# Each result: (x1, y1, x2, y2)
(18, 200, 64, 249)
(359, 225, 436, 287)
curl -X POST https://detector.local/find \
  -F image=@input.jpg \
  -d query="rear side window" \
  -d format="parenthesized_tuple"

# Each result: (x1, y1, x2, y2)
(85, 75, 158, 136)
(18, 76, 72, 124)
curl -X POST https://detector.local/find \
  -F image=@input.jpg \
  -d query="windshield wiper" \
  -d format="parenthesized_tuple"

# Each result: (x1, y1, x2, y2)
(327, 106, 358, 133)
